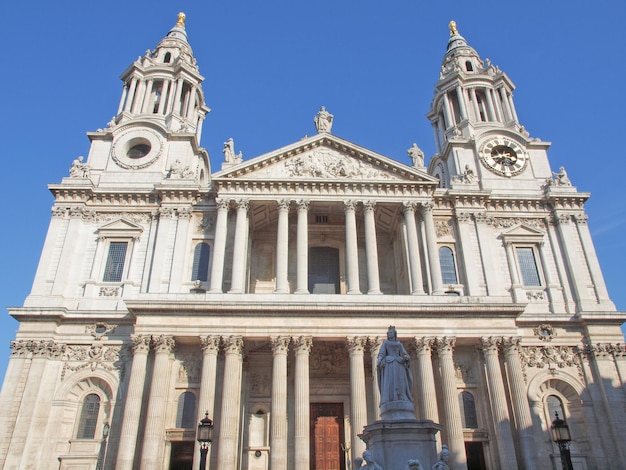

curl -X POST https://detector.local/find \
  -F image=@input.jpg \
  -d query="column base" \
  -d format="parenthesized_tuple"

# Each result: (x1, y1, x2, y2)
(359, 419, 441, 470)
(368, 290, 383, 295)
(294, 289, 309, 294)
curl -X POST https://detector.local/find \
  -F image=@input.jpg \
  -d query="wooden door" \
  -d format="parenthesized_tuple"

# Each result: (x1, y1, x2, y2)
(310, 403, 345, 470)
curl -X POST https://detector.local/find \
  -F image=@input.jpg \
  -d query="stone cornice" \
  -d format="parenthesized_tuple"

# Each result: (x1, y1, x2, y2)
(124, 295, 525, 317)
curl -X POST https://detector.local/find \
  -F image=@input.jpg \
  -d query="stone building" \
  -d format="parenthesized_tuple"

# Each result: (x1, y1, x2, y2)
(0, 13, 624, 470)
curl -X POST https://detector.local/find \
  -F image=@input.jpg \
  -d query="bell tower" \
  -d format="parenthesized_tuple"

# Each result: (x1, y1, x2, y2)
(81, 12, 211, 189)
(427, 21, 553, 192)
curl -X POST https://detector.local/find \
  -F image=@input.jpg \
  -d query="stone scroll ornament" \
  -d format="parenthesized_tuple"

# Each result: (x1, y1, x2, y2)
(377, 326, 414, 420)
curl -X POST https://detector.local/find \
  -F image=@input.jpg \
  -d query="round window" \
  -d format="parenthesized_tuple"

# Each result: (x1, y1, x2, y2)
(127, 140, 151, 159)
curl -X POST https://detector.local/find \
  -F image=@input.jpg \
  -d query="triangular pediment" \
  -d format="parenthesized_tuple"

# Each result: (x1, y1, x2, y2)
(500, 223, 545, 243)
(96, 219, 144, 237)
(212, 134, 438, 184)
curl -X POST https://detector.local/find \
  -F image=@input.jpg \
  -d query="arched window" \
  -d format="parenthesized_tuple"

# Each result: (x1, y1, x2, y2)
(176, 391, 196, 428)
(547, 394, 566, 423)
(439, 246, 458, 284)
(461, 391, 478, 428)
(191, 243, 210, 282)
(465, 60, 473, 72)
(76, 393, 100, 439)
(164, 52, 171, 63)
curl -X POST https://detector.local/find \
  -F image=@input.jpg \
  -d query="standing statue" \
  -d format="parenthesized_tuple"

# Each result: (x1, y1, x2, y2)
(354, 449, 383, 470)
(407, 143, 424, 168)
(223, 138, 243, 164)
(432, 445, 450, 470)
(377, 326, 413, 405)
(314, 106, 334, 133)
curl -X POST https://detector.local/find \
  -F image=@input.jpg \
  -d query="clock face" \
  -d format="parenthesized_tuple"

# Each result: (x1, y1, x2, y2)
(479, 138, 528, 177)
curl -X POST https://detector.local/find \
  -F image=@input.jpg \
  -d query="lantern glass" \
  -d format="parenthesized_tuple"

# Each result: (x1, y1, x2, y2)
(551, 413, 571, 443)
(197, 414, 213, 443)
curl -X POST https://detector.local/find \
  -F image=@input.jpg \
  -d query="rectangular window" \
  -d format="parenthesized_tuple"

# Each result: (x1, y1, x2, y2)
(103, 242, 128, 282)
(516, 247, 541, 286)
(315, 215, 328, 224)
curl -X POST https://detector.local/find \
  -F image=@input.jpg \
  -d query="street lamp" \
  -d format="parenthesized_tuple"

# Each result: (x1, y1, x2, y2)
(95, 422, 110, 470)
(551, 411, 573, 470)
(196, 412, 214, 470)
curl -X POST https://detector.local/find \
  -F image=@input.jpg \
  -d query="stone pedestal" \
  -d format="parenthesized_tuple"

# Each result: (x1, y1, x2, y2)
(359, 419, 441, 470)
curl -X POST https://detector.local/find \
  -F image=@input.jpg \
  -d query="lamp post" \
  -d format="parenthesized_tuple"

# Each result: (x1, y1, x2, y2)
(551, 412, 574, 470)
(95, 422, 110, 470)
(196, 412, 214, 470)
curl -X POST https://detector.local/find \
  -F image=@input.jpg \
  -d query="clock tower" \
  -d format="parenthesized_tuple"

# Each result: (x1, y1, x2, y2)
(427, 21, 552, 192)
(84, 13, 211, 189)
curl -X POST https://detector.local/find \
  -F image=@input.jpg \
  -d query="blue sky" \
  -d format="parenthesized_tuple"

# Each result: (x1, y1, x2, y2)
(0, 1, 625, 379)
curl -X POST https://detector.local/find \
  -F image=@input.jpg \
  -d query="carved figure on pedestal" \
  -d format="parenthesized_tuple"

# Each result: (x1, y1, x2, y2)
(223, 137, 243, 164)
(407, 143, 425, 168)
(314, 106, 334, 133)
(432, 445, 450, 470)
(377, 326, 413, 404)
(69, 156, 90, 178)
(406, 459, 425, 470)
(551, 166, 571, 186)
(354, 450, 383, 470)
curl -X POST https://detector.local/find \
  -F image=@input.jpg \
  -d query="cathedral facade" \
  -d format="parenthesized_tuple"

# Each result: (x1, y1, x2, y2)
(0, 13, 624, 470)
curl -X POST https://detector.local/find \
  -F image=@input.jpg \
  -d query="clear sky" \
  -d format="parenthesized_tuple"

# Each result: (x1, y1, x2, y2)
(0, 1, 625, 380)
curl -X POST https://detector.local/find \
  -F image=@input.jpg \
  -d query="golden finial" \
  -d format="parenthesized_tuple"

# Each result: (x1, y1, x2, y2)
(448, 20, 458, 36)
(176, 12, 186, 29)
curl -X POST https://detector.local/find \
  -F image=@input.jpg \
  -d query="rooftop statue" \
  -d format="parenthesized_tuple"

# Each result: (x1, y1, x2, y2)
(407, 143, 425, 168)
(314, 106, 334, 133)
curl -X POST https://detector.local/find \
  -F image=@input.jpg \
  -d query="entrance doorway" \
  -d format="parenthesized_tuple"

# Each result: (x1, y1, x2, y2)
(465, 441, 486, 470)
(310, 403, 346, 470)
(309, 247, 340, 294)
(168, 441, 193, 470)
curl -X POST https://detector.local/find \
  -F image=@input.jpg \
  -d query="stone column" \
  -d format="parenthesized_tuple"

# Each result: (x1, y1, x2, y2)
(157, 79, 170, 115)
(216, 336, 244, 470)
(499, 87, 513, 122)
(117, 82, 129, 115)
(501, 337, 535, 470)
(484, 88, 496, 121)
(149, 207, 176, 293)
(229, 199, 249, 293)
(295, 200, 310, 293)
(140, 80, 154, 113)
(0, 342, 28, 467)
(270, 337, 290, 470)
(124, 77, 138, 112)
(193, 336, 221, 470)
(574, 213, 611, 302)
(422, 202, 444, 294)
(275, 200, 290, 293)
(414, 337, 439, 423)
(209, 199, 230, 293)
(369, 337, 384, 420)
(363, 201, 382, 294)
(455, 85, 468, 120)
(347, 337, 368, 459)
(402, 202, 424, 295)
(435, 337, 467, 470)
(293, 336, 312, 469)
(344, 200, 361, 294)
(169, 207, 192, 291)
(479, 337, 517, 469)
(455, 212, 481, 295)
(503, 240, 524, 302)
(117, 335, 151, 470)
(442, 92, 454, 128)
(141, 335, 175, 470)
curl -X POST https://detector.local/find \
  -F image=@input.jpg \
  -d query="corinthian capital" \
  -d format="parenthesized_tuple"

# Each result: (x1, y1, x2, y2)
(293, 336, 313, 354)
(200, 335, 221, 354)
(346, 336, 367, 354)
(271, 336, 291, 354)
(152, 335, 175, 354)
(223, 335, 244, 354)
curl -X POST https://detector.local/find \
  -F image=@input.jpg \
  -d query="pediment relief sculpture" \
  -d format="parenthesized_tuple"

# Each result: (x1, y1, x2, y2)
(248, 148, 401, 181)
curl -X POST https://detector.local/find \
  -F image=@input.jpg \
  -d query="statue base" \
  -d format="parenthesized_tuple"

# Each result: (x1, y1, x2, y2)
(379, 400, 416, 420)
(359, 419, 441, 469)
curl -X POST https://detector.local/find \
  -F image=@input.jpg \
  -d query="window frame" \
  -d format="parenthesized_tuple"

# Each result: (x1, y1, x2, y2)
(439, 245, 459, 286)
(515, 245, 542, 287)
(190, 241, 211, 283)
(75, 392, 102, 440)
